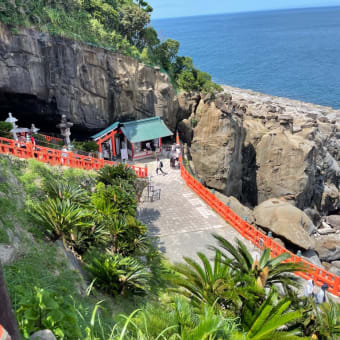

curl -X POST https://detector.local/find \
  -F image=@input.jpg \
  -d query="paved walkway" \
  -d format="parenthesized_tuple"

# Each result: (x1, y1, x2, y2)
(137, 156, 256, 263)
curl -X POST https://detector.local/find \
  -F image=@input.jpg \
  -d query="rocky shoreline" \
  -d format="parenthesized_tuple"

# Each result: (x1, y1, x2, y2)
(221, 84, 340, 124)
(177, 85, 340, 273)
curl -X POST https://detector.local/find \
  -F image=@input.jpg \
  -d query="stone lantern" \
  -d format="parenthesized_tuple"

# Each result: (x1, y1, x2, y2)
(57, 114, 73, 146)
(30, 124, 40, 135)
(5, 112, 19, 140)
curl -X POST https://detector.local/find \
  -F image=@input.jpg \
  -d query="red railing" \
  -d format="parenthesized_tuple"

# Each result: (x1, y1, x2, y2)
(0, 137, 148, 178)
(40, 134, 63, 144)
(180, 157, 340, 296)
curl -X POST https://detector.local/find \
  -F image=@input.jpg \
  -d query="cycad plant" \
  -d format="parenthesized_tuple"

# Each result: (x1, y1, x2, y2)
(211, 234, 306, 291)
(315, 300, 340, 339)
(236, 289, 307, 340)
(171, 250, 263, 314)
(113, 296, 238, 339)
(86, 251, 151, 296)
(31, 198, 93, 245)
(43, 177, 89, 205)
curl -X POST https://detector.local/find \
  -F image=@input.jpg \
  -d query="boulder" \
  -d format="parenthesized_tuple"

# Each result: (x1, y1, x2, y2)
(331, 261, 340, 269)
(326, 215, 340, 230)
(254, 198, 315, 250)
(0, 244, 16, 265)
(214, 192, 255, 224)
(30, 330, 57, 340)
(329, 265, 340, 276)
(302, 249, 322, 267)
(315, 235, 340, 262)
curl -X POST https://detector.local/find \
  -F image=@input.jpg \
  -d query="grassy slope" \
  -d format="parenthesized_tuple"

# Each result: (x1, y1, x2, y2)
(0, 155, 144, 338)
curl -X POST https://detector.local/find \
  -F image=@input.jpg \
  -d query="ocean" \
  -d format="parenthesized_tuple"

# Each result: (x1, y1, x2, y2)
(152, 7, 340, 109)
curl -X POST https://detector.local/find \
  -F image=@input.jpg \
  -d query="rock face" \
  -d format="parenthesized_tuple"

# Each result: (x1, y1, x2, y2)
(179, 86, 340, 216)
(253, 198, 315, 250)
(0, 23, 178, 132)
(0, 244, 16, 265)
(189, 93, 245, 198)
(315, 236, 340, 262)
(325, 215, 340, 230)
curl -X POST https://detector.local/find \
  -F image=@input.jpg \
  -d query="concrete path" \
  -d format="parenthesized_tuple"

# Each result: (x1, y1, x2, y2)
(137, 157, 256, 263)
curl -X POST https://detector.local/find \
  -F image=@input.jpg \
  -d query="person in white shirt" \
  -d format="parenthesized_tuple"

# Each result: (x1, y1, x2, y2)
(304, 279, 314, 298)
(103, 147, 109, 160)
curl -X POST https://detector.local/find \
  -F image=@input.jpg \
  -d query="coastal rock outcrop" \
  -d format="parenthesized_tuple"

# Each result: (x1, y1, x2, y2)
(253, 198, 315, 250)
(180, 86, 340, 217)
(0, 23, 178, 132)
(189, 94, 245, 198)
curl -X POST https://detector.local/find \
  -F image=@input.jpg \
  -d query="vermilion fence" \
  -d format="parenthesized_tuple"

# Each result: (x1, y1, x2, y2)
(40, 134, 63, 143)
(180, 157, 340, 297)
(0, 137, 148, 178)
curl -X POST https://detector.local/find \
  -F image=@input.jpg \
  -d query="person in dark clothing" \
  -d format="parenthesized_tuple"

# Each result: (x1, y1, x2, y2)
(156, 157, 165, 175)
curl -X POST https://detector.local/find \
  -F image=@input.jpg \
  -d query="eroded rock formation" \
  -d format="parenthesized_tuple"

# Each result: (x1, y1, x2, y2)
(0, 23, 178, 133)
(179, 87, 340, 219)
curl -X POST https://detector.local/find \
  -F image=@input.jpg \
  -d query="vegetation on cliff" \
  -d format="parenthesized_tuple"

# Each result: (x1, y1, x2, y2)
(0, 0, 222, 94)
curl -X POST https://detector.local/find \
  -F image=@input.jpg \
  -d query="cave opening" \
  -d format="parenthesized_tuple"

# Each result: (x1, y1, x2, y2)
(0, 91, 60, 135)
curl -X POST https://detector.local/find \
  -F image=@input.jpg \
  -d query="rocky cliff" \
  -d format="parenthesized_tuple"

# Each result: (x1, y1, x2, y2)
(0, 23, 178, 133)
(178, 86, 340, 221)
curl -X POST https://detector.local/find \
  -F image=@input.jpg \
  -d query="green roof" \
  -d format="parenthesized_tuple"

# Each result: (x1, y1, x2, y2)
(121, 117, 173, 143)
(91, 122, 120, 140)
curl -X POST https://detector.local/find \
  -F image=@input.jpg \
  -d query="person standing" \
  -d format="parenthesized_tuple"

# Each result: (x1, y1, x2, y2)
(61, 145, 68, 165)
(304, 279, 314, 298)
(315, 283, 328, 304)
(30, 134, 36, 150)
(156, 157, 165, 175)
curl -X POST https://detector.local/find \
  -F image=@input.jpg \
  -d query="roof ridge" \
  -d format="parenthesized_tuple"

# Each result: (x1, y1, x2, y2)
(121, 116, 161, 126)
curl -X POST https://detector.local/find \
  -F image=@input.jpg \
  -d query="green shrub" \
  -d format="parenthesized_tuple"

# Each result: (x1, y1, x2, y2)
(91, 182, 137, 218)
(71, 140, 99, 153)
(97, 164, 137, 188)
(191, 117, 198, 128)
(0, 121, 12, 139)
(16, 287, 82, 339)
(86, 251, 151, 297)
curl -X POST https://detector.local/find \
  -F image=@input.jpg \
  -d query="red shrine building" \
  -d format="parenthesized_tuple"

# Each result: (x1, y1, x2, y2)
(91, 117, 173, 161)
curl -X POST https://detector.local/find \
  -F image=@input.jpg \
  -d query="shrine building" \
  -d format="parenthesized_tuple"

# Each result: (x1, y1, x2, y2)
(91, 117, 173, 161)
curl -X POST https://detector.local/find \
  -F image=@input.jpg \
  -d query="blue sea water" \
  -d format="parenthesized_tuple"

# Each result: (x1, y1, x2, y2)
(152, 7, 340, 109)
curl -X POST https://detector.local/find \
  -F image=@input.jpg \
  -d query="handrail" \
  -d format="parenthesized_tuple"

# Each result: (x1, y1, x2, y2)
(39, 133, 63, 143)
(179, 155, 340, 297)
(0, 137, 147, 178)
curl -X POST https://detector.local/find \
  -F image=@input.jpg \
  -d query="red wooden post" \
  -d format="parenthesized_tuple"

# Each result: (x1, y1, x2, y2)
(131, 142, 134, 159)
(111, 131, 116, 156)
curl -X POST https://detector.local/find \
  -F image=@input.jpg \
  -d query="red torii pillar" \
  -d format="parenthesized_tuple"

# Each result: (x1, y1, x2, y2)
(97, 130, 117, 157)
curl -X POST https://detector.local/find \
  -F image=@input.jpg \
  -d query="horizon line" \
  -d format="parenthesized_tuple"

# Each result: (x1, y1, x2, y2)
(151, 4, 340, 21)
